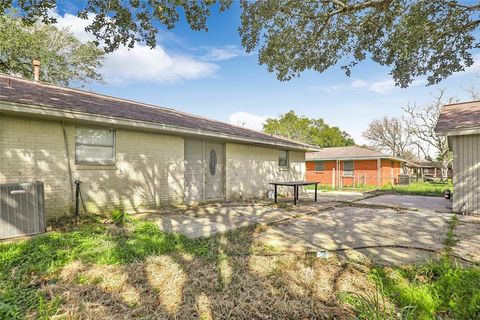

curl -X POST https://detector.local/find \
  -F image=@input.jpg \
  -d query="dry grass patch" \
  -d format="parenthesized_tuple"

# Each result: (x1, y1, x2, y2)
(1, 218, 378, 319)
(44, 252, 363, 319)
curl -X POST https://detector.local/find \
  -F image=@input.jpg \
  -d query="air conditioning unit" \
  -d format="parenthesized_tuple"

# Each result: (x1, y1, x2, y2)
(0, 181, 45, 240)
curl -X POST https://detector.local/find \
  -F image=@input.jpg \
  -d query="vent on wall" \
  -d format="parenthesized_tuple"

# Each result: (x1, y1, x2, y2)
(0, 182, 45, 240)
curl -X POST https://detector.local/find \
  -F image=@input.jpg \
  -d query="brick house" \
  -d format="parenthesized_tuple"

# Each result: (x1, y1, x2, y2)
(0, 74, 313, 221)
(306, 146, 404, 188)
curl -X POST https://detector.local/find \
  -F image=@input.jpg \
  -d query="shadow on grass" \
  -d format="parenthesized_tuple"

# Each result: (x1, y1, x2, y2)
(0, 217, 358, 319)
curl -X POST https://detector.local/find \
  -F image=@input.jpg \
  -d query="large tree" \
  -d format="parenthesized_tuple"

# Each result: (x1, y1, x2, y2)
(263, 111, 355, 147)
(362, 116, 415, 159)
(2, 1, 479, 86)
(0, 15, 104, 85)
(404, 90, 455, 180)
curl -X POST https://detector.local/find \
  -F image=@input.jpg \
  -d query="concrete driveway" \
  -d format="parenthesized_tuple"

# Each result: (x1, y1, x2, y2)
(138, 193, 479, 265)
(137, 191, 370, 239)
(254, 205, 450, 265)
(357, 194, 452, 212)
(255, 194, 479, 265)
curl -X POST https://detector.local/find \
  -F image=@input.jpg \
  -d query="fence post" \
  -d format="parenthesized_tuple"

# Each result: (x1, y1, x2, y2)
(332, 167, 335, 190)
(376, 158, 381, 188)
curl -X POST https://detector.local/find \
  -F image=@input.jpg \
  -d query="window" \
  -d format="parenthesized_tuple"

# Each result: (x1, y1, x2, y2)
(278, 150, 289, 168)
(315, 161, 324, 172)
(343, 160, 354, 176)
(75, 127, 115, 164)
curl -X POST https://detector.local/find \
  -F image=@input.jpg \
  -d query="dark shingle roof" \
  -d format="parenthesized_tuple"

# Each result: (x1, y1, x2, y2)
(435, 100, 480, 134)
(306, 146, 391, 160)
(0, 74, 310, 149)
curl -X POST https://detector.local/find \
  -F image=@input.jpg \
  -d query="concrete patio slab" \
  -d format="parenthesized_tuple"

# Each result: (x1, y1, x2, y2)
(453, 215, 480, 263)
(305, 190, 372, 203)
(357, 194, 452, 213)
(137, 201, 340, 238)
(254, 206, 451, 265)
(136, 194, 479, 265)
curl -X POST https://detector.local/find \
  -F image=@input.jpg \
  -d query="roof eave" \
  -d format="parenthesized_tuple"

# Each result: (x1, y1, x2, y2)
(435, 126, 480, 137)
(0, 100, 311, 151)
(307, 155, 406, 162)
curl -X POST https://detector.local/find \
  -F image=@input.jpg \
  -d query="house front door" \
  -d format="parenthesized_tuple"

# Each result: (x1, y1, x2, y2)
(204, 142, 224, 199)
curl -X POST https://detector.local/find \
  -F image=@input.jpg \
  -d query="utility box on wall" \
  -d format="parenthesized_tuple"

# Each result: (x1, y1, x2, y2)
(0, 182, 45, 240)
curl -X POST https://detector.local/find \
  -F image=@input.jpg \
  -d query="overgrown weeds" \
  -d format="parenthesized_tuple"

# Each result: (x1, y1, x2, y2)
(372, 258, 480, 319)
(0, 217, 365, 319)
(342, 270, 416, 320)
(0, 218, 219, 318)
(381, 181, 453, 197)
(353, 214, 479, 319)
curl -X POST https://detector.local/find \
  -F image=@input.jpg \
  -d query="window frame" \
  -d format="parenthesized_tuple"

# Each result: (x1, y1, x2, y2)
(343, 160, 354, 177)
(75, 127, 116, 165)
(314, 161, 324, 172)
(278, 149, 289, 169)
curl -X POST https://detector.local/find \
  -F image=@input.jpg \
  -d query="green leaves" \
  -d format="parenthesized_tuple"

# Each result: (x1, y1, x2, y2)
(2, 1, 479, 86)
(240, 0, 480, 87)
(263, 110, 354, 147)
(2, 0, 233, 53)
(0, 15, 104, 86)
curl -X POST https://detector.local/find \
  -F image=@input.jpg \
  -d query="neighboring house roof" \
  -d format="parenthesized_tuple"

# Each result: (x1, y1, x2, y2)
(435, 100, 480, 135)
(306, 146, 404, 161)
(406, 160, 452, 169)
(0, 74, 314, 151)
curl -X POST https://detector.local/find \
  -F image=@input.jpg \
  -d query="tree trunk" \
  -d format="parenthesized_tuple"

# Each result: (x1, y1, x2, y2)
(441, 158, 449, 182)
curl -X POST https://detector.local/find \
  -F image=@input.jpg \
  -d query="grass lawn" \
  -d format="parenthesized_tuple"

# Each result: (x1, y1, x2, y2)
(0, 215, 478, 319)
(381, 180, 453, 197)
(306, 180, 453, 197)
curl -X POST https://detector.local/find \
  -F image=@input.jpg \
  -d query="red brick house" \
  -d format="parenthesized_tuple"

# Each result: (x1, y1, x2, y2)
(306, 146, 405, 188)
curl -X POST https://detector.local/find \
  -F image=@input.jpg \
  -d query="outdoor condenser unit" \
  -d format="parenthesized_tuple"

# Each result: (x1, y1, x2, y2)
(0, 181, 45, 240)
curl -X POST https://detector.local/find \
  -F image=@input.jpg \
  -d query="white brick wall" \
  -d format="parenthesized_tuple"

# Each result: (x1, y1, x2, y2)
(225, 143, 306, 200)
(0, 116, 307, 220)
(0, 116, 184, 220)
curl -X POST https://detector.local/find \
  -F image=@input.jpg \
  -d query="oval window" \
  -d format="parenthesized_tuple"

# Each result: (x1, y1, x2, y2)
(209, 149, 217, 176)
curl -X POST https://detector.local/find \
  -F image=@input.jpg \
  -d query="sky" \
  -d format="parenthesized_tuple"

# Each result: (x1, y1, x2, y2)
(54, 2, 480, 145)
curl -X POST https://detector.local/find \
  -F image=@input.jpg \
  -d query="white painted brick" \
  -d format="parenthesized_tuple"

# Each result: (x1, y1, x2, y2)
(225, 143, 306, 200)
(1, 116, 306, 220)
(0, 116, 184, 220)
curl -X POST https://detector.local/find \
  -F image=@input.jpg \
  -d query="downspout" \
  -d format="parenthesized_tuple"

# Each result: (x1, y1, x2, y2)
(61, 121, 75, 212)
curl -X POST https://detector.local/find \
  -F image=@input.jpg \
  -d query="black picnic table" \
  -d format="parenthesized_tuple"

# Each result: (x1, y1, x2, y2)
(269, 181, 320, 205)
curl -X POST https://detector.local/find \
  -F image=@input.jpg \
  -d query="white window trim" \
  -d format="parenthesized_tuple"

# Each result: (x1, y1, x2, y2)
(75, 127, 116, 165)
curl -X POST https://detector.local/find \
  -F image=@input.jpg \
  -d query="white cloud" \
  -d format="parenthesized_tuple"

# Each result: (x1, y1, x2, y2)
(309, 77, 425, 95)
(202, 45, 247, 61)
(102, 46, 218, 84)
(52, 11, 219, 84)
(461, 54, 480, 74)
(351, 79, 368, 89)
(51, 12, 96, 43)
(363, 79, 396, 94)
(227, 112, 267, 131)
(306, 84, 341, 94)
